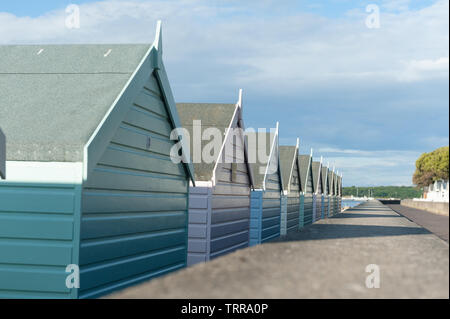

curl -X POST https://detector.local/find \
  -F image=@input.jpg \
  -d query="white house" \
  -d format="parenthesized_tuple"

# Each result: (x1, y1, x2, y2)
(424, 180, 449, 202)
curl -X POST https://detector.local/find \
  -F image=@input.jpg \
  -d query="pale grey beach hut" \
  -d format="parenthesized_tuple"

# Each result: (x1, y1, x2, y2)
(176, 90, 254, 266)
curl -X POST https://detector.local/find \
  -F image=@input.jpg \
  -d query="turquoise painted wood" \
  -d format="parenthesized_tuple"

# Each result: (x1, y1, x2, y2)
(0, 182, 82, 299)
(249, 189, 281, 245)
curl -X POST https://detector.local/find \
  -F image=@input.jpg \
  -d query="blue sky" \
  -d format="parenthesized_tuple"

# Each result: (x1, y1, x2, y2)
(0, 0, 448, 186)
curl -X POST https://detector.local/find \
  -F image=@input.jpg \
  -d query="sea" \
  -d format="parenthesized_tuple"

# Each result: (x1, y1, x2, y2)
(342, 199, 364, 208)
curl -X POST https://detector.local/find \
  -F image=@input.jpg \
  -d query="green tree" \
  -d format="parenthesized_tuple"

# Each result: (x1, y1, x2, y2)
(413, 146, 449, 187)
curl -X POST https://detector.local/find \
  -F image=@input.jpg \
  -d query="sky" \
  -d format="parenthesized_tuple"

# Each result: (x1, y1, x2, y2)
(0, 0, 448, 186)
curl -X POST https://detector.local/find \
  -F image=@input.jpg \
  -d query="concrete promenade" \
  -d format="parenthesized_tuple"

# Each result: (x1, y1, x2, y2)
(388, 204, 449, 242)
(107, 201, 449, 299)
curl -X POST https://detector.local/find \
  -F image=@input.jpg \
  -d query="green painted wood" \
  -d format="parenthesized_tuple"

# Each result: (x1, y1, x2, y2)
(0, 265, 71, 293)
(80, 246, 185, 291)
(0, 182, 79, 298)
(0, 186, 75, 214)
(80, 71, 190, 297)
(0, 213, 73, 240)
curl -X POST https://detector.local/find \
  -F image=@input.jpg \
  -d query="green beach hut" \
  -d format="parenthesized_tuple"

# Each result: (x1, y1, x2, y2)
(0, 21, 194, 298)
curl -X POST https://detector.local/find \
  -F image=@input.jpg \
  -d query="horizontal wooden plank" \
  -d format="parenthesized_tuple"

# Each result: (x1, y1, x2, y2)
(99, 145, 185, 177)
(79, 230, 186, 265)
(85, 166, 188, 194)
(188, 239, 207, 253)
(263, 190, 281, 200)
(0, 265, 70, 293)
(0, 213, 73, 240)
(212, 195, 250, 209)
(210, 219, 249, 239)
(187, 253, 206, 266)
(112, 124, 174, 156)
(80, 247, 185, 291)
(189, 194, 208, 210)
(133, 90, 167, 119)
(213, 183, 250, 196)
(81, 211, 186, 240)
(0, 187, 75, 214)
(261, 225, 279, 242)
(262, 198, 281, 208)
(143, 75, 162, 97)
(216, 170, 249, 185)
(82, 191, 187, 213)
(262, 216, 279, 229)
(0, 240, 72, 266)
(262, 207, 281, 219)
(210, 231, 248, 254)
(188, 224, 207, 239)
(188, 210, 208, 224)
(211, 207, 250, 224)
(124, 107, 172, 138)
(210, 241, 248, 259)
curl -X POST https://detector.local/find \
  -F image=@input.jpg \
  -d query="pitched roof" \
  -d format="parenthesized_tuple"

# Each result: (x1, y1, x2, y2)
(298, 154, 311, 192)
(279, 145, 297, 191)
(0, 44, 151, 162)
(246, 131, 277, 190)
(176, 103, 237, 181)
(311, 161, 322, 193)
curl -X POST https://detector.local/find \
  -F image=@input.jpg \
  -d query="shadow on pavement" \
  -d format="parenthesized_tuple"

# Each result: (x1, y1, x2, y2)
(332, 213, 402, 219)
(275, 223, 431, 242)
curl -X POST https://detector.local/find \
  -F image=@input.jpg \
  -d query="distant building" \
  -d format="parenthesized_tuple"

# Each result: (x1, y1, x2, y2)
(423, 180, 449, 202)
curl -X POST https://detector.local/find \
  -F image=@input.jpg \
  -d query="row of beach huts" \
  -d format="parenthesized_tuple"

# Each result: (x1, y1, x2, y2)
(0, 22, 342, 299)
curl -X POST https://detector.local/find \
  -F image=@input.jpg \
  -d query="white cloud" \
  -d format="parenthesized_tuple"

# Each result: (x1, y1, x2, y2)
(398, 57, 449, 82)
(315, 147, 422, 186)
(382, 0, 411, 12)
(0, 0, 447, 186)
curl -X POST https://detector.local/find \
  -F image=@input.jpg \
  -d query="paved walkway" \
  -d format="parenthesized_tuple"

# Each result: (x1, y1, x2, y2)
(107, 201, 449, 299)
(387, 204, 449, 242)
